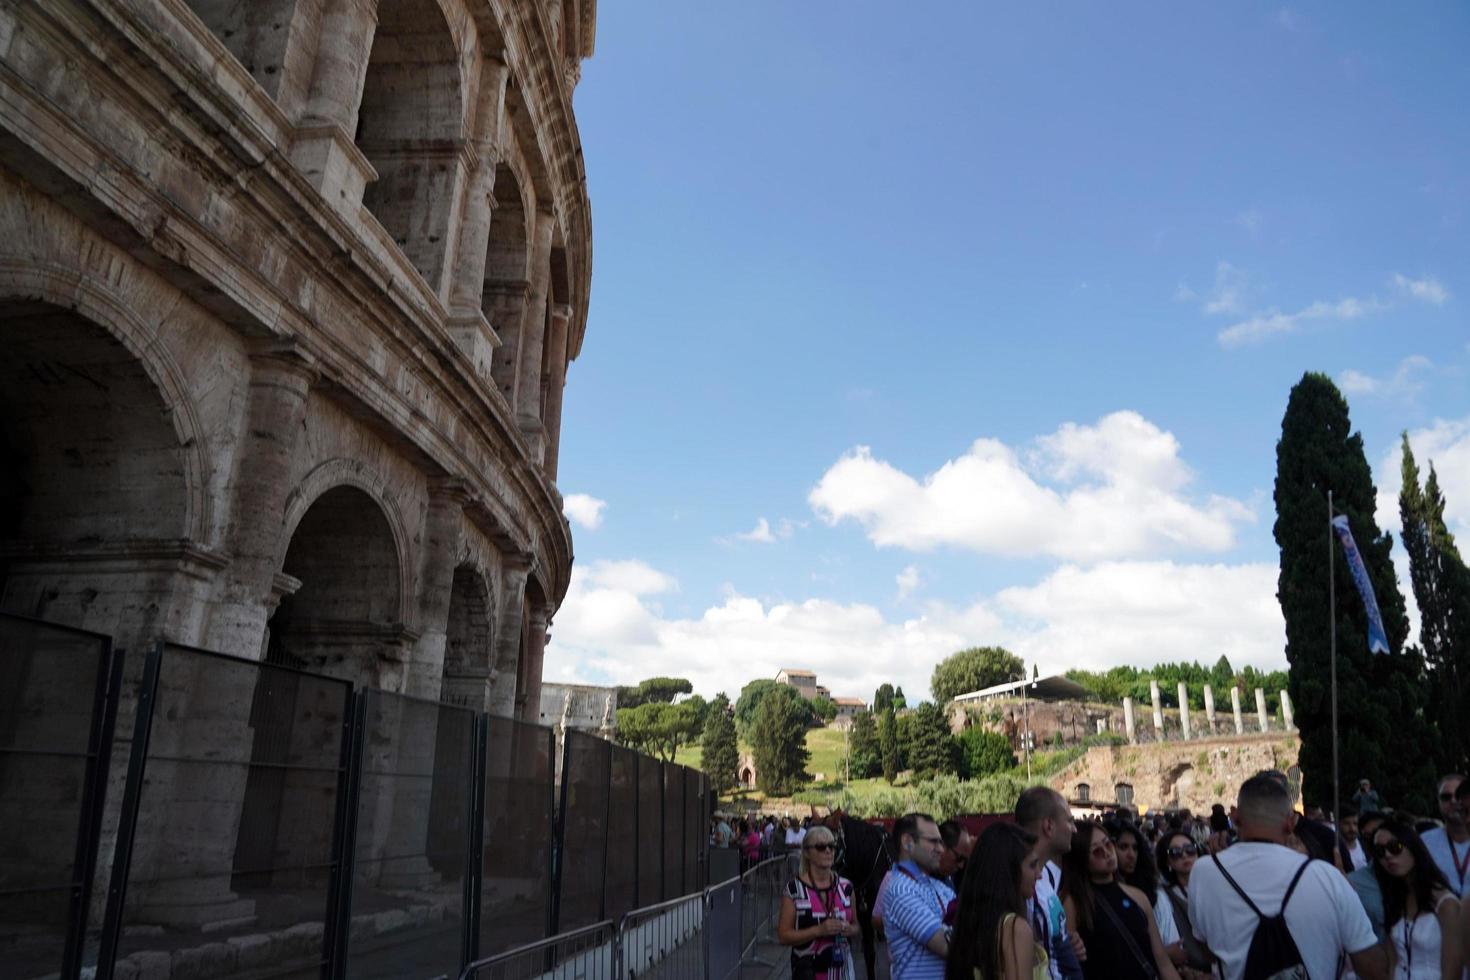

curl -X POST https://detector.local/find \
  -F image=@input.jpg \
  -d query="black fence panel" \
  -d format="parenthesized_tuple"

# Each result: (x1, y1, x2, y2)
(346, 689, 475, 979)
(0, 613, 116, 980)
(660, 763, 683, 901)
(555, 731, 611, 931)
(478, 716, 554, 958)
(603, 745, 638, 920)
(104, 643, 351, 980)
(684, 767, 706, 892)
(636, 755, 663, 908)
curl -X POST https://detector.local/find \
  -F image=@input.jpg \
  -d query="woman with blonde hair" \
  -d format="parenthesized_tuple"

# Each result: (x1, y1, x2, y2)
(778, 824, 861, 979)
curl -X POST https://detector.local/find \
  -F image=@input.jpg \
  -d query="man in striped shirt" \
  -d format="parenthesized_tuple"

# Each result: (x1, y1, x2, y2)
(884, 812, 952, 979)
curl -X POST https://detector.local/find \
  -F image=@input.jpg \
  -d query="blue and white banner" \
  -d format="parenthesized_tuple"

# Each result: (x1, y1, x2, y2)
(1331, 514, 1391, 654)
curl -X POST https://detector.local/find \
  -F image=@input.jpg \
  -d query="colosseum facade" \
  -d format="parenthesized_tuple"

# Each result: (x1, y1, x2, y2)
(0, 0, 596, 722)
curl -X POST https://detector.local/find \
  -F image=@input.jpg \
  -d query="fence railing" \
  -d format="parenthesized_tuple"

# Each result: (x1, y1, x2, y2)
(458, 856, 792, 980)
(0, 615, 710, 980)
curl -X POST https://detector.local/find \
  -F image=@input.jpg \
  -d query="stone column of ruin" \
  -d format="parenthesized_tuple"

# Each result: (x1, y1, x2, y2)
(1178, 682, 1191, 739)
(1281, 689, 1296, 730)
(541, 303, 572, 481)
(1150, 680, 1164, 738)
(1204, 684, 1217, 736)
(1231, 686, 1244, 734)
(202, 344, 317, 655)
(1123, 696, 1136, 743)
(289, 0, 381, 213)
(486, 561, 530, 718)
(406, 481, 469, 700)
(519, 605, 550, 725)
(1256, 688, 1270, 732)
(514, 212, 556, 462)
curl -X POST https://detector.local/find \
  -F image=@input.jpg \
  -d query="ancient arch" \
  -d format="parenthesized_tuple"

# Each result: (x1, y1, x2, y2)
(442, 563, 494, 706)
(356, 0, 468, 291)
(269, 484, 408, 691)
(486, 161, 532, 404)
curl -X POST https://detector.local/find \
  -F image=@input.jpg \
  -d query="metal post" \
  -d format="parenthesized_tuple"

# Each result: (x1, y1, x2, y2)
(325, 690, 367, 980)
(64, 643, 123, 980)
(549, 731, 573, 935)
(1330, 491, 1340, 829)
(1023, 677, 1031, 781)
(633, 753, 641, 907)
(97, 645, 163, 980)
(599, 743, 613, 921)
(462, 712, 489, 969)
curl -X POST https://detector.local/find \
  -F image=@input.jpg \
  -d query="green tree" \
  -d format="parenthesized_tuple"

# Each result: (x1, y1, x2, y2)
(957, 727, 1016, 778)
(810, 694, 838, 723)
(878, 710, 900, 784)
(701, 694, 739, 796)
(892, 687, 908, 710)
(735, 679, 814, 737)
(617, 701, 700, 761)
(617, 676, 694, 709)
(873, 683, 895, 715)
(848, 710, 881, 778)
(1400, 436, 1470, 771)
(906, 702, 958, 779)
(931, 647, 1025, 704)
(751, 685, 810, 795)
(895, 710, 918, 770)
(1274, 373, 1432, 812)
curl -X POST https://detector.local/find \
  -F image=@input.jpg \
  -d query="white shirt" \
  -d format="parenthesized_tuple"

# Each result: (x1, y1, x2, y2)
(1345, 839, 1369, 871)
(1420, 827, 1470, 897)
(1154, 885, 1180, 946)
(785, 826, 806, 846)
(1189, 842, 1377, 980)
(1029, 860, 1072, 980)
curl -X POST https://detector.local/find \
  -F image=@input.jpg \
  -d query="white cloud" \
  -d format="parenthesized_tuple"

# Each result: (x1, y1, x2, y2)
(724, 517, 800, 545)
(1392, 273, 1450, 306)
(1232, 208, 1264, 236)
(545, 557, 1286, 702)
(895, 565, 921, 601)
(808, 411, 1253, 562)
(1217, 296, 1377, 348)
(1336, 355, 1432, 399)
(1203, 261, 1249, 316)
(562, 493, 607, 530)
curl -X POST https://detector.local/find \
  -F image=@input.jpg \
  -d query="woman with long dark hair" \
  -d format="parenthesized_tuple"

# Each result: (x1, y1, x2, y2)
(1371, 817, 1462, 979)
(1154, 830, 1214, 979)
(945, 822, 1046, 980)
(1059, 821, 1180, 980)
(1113, 822, 1186, 971)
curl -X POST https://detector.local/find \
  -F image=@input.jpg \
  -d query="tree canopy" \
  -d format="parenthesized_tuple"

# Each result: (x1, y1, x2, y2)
(905, 702, 957, 779)
(848, 710, 881, 779)
(930, 646, 1024, 704)
(616, 701, 700, 761)
(735, 679, 814, 736)
(751, 685, 810, 795)
(616, 676, 693, 709)
(878, 709, 900, 784)
(701, 694, 739, 796)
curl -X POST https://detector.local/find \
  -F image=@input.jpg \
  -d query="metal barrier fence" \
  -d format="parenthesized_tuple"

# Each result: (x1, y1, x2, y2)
(0, 617, 711, 980)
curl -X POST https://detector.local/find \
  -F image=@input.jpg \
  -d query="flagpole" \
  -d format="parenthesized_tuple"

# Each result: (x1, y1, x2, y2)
(1330, 490, 1340, 833)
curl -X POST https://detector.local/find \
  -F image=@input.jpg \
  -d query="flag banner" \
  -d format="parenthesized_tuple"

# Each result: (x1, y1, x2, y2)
(1331, 514, 1391, 654)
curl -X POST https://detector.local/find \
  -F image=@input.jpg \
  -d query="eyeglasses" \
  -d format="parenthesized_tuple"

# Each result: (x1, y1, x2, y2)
(1376, 839, 1406, 859)
(805, 843, 834, 853)
(917, 835, 944, 846)
(1440, 793, 1456, 802)
(1168, 844, 1200, 858)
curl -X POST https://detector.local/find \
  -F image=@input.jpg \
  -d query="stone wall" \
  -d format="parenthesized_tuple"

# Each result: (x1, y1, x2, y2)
(540, 682, 618, 733)
(1049, 733, 1302, 814)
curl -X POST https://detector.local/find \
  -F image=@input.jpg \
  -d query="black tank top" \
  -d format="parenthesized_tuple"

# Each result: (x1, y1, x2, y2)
(1079, 880, 1155, 980)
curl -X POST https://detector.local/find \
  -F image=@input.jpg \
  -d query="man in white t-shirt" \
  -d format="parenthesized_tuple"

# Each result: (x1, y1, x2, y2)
(1016, 787, 1085, 980)
(1421, 773, 1469, 896)
(1189, 774, 1388, 980)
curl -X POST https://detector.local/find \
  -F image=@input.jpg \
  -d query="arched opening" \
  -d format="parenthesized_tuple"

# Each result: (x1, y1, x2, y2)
(1168, 764, 1196, 808)
(514, 576, 548, 723)
(181, 0, 304, 102)
(740, 768, 753, 788)
(0, 299, 191, 626)
(1076, 783, 1091, 803)
(441, 564, 493, 708)
(356, 0, 465, 290)
(1114, 782, 1134, 807)
(485, 163, 530, 404)
(267, 485, 403, 688)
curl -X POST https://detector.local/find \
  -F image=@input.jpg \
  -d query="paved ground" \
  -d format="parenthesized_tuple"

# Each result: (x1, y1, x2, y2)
(745, 936, 891, 980)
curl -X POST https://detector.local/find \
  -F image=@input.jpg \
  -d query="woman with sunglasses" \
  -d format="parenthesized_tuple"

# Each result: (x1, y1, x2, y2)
(1371, 818, 1463, 979)
(1060, 820, 1181, 980)
(945, 822, 1046, 980)
(1155, 831, 1215, 979)
(778, 825, 860, 980)
(1113, 822, 1189, 973)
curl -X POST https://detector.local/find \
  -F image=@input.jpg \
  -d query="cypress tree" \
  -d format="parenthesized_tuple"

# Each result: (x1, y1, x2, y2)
(906, 702, 958, 778)
(751, 687, 810, 796)
(1274, 373, 1432, 813)
(1400, 438, 1470, 771)
(848, 710, 881, 778)
(701, 693, 740, 796)
(878, 709, 900, 784)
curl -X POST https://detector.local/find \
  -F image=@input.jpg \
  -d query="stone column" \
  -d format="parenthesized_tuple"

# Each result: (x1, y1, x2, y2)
(541, 303, 572, 481)
(289, 0, 380, 212)
(1256, 688, 1270, 732)
(202, 343, 316, 656)
(519, 605, 550, 725)
(1178, 683, 1191, 740)
(1123, 696, 1136, 743)
(1231, 686, 1244, 734)
(405, 481, 468, 700)
(1204, 684, 1217, 736)
(487, 561, 529, 717)
(514, 211, 556, 460)
(1281, 690, 1296, 731)
(1150, 680, 1164, 738)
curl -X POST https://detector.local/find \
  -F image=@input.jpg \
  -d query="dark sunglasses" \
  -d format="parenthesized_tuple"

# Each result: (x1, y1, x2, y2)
(1168, 844, 1201, 858)
(805, 842, 834, 853)
(1440, 793, 1456, 802)
(1376, 839, 1406, 859)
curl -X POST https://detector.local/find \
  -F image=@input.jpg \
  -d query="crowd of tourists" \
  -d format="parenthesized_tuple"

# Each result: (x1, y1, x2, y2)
(710, 812, 820, 870)
(769, 771, 1470, 980)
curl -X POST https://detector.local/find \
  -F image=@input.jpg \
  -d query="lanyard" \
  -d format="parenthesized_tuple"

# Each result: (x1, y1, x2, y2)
(894, 861, 946, 915)
(1451, 838, 1470, 889)
(1403, 916, 1416, 974)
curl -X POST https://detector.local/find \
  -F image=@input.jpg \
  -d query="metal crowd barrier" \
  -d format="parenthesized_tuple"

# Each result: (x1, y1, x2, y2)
(459, 919, 617, 980)
(617, 891, 705, 979)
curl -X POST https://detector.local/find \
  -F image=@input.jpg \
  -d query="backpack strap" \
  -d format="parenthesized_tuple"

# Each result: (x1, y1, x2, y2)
(1279, 858, 1312, 912)
(1210, 853, 1265, 919)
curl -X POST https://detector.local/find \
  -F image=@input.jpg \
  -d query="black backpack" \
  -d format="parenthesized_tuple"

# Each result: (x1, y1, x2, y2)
(1210, 854, 1312, 980)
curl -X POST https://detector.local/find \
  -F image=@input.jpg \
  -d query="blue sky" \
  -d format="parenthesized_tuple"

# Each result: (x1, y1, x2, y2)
(543, 2, 1470, 704)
